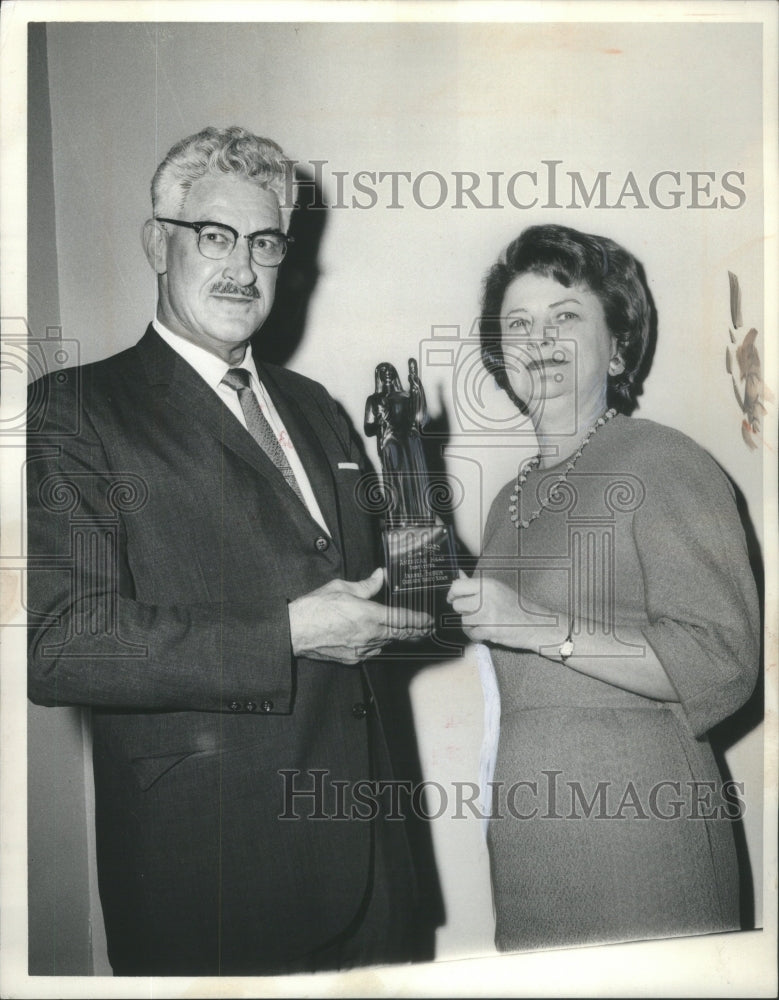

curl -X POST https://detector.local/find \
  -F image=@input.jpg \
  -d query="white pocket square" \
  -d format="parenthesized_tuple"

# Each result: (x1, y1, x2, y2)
(337, 462, 360, 470)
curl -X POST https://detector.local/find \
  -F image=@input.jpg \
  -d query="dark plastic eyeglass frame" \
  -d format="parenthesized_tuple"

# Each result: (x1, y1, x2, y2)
(155, 217, 294, 267)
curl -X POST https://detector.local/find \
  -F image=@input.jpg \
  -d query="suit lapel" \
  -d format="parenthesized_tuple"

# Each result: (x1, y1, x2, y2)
(136, 327, 280, 483)
(135, 327, 341, 540)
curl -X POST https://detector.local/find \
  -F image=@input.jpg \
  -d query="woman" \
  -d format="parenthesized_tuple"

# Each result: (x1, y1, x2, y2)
(448, 224, 759, 951)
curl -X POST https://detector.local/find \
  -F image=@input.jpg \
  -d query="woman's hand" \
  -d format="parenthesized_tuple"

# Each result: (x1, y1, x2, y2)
(448, 572, 679, 700)
(447, 571, 559, 651)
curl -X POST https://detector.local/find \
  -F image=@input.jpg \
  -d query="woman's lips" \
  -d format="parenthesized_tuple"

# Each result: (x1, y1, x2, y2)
(525, 354, 569, 370)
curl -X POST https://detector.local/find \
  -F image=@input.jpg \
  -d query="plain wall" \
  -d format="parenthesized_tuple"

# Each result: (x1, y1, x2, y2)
(29, 19, 766, 971)
(26, 23, 97, 976)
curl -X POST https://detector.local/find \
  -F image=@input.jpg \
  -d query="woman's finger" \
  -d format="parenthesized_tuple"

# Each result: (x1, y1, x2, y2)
(447, 578, 480, 602)
(450, 596, 479, 615)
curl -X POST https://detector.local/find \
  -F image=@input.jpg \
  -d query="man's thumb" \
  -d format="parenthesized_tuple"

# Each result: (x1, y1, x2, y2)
(349, 567, 385, 599)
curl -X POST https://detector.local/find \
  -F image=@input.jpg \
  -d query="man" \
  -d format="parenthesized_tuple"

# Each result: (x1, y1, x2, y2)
(27, 126, 435, 976)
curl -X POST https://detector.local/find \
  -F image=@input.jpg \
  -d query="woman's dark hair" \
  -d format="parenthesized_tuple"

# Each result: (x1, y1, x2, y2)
(480, 224, 653, 412)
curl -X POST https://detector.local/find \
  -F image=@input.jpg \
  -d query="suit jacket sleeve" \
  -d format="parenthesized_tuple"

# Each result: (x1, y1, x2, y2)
(27, 371, 309, 715)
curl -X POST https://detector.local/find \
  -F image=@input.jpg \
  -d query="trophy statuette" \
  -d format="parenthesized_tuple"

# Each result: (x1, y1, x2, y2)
(365, 359, 458, 611)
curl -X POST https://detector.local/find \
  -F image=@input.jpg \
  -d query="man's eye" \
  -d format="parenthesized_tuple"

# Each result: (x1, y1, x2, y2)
(252, 236, 280, 252)
(201, 230, 231, 248)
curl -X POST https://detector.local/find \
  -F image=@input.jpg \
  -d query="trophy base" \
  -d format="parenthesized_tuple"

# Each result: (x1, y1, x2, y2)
(382, 521, 458, 613)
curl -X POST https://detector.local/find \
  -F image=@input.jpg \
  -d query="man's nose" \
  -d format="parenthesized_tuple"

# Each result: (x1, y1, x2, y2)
(222, 239, 257, 287)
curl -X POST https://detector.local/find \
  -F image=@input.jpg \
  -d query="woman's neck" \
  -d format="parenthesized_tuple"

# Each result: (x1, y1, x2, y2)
(533, 393, 611, 468)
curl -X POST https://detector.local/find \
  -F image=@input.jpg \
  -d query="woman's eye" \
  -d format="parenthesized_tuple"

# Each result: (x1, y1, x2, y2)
(557, 311, 578, 322)
(507, 317, 531, 332)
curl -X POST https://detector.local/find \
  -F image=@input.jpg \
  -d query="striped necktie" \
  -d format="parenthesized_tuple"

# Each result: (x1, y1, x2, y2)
(221, 368, 304, 503)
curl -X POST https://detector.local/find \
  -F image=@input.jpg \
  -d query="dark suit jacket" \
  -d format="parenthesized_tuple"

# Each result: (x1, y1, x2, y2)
(27, 327, 424, 974)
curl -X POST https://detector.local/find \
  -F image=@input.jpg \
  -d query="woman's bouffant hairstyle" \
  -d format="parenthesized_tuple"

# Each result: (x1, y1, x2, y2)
(479, 224, 653, 412)
(151, 125, 292, 230)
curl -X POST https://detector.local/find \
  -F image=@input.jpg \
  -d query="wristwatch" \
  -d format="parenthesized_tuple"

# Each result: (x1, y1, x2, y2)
(559, 619, 575, 664)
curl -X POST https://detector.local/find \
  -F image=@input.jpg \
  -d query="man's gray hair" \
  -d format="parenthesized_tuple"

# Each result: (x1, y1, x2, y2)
(151, 126, 293, 230)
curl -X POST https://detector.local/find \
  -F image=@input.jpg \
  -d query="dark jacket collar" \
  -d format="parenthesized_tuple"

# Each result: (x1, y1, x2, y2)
(134, 326, 340, 541)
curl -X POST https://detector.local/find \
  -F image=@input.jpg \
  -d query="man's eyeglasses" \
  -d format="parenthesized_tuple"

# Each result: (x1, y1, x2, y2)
(155, 218, 293, 267)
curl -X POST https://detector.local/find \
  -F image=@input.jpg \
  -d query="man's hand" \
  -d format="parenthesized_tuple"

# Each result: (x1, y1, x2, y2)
(288, 568, 433, 664)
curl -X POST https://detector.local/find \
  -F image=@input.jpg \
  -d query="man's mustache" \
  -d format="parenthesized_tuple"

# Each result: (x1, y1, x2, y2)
(209, 281, 260, 298)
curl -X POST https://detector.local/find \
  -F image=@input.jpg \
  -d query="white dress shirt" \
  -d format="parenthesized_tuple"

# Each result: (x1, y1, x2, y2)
(153, 319, 330, 534)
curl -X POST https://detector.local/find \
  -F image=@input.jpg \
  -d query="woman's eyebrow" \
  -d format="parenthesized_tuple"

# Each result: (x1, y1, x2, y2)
(548, 298, 582, 308)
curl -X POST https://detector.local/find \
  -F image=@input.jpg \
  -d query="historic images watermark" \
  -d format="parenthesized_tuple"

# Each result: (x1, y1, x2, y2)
(283, 160, 748, 212)
(278, 768, 747, 822)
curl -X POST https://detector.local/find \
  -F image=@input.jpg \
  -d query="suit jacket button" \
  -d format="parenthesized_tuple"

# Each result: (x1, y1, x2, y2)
(314, 535, 330, 552)
(260, 699, 274, 713)
(352, 701, 368, 719)
(228, 700, 242, 712)
(246, 701, 257, 712)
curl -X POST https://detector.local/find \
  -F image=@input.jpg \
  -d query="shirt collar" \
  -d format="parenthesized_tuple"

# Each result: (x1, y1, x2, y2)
(152, 318, 261, 390)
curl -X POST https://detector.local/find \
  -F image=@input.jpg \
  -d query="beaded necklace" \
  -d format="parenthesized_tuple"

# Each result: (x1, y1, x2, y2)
(509, 408, 616, 529)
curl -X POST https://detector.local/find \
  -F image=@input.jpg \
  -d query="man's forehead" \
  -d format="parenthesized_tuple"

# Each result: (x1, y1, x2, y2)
(182, 173, 280, 223)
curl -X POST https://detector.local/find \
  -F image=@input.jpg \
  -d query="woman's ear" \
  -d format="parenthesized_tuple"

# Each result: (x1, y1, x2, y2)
(608, 354, 626, 376)
(608, 336, 626, 376)
(142, 219, 168, 275)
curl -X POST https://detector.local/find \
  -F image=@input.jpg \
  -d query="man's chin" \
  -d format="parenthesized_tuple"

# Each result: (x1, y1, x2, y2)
(216, 323, 263, 345)
(207, 310, 265, 342)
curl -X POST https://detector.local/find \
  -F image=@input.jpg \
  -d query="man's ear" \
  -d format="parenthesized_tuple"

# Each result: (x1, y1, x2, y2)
(142, 219, 168, 274)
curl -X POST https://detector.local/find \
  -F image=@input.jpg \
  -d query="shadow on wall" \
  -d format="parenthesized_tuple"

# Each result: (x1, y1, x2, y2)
(710, 474, 765, 932)
(253, 166, 327, 367)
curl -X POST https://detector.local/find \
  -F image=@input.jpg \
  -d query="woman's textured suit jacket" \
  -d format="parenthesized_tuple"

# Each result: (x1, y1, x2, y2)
(27, 326, 421, 974)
